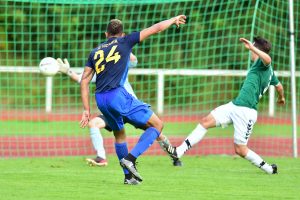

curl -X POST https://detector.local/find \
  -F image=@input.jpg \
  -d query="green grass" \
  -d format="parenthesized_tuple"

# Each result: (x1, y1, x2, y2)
(0, 156, 299, 200)
(0, 121, 295, 137)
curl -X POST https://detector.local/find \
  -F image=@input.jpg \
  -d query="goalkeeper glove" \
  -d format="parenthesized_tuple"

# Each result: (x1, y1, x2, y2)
(57, 58, 70, 74)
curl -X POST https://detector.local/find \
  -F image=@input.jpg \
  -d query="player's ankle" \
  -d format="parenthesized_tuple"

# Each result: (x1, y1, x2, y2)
(125, 153, 137, 163)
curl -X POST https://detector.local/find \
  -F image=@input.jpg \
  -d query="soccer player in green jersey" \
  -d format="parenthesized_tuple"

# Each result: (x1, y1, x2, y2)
(165, 37, 285, 174)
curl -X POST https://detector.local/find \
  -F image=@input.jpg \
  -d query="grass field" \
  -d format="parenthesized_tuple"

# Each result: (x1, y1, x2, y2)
(0, 121, 295, 137)
(0, 156, 299, 200)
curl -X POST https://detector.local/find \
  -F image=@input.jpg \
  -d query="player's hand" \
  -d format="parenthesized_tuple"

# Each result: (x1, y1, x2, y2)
(80, 110, 90, 128)
(277, 96, 285, 105)
(239, 38, 254, 50)
(57, 58, 70, 74)
(174, 15, 186, 28)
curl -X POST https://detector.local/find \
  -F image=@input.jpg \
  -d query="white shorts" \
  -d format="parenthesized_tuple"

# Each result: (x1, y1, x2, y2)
(210, 102, 257, 145)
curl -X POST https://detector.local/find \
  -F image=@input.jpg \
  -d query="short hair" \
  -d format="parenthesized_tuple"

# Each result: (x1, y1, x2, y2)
(106, 19, 123, 36)
(253, 36, 271, 54)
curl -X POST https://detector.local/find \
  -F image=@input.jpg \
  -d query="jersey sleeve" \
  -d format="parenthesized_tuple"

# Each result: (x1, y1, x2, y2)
(270, 71, 280, 86)
(124, 32, 140, 48)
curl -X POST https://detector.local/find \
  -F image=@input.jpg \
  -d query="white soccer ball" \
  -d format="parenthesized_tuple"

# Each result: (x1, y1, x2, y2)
(39, 57, 59, 76)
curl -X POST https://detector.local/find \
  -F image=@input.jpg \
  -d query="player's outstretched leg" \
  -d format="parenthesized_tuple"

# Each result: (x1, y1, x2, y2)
(157, 134, 183, 166)
(86, 118, 108, 166)
(165, 114, 216, 158)
(235, 144, 277, 174)
(165, 123, 208, 159)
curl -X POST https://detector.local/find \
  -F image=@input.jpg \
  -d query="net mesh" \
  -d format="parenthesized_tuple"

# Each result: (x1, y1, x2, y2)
(0, 0, 299, 157)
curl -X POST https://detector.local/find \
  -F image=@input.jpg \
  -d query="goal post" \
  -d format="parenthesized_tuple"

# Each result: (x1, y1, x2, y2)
(288, 0, 298, 157)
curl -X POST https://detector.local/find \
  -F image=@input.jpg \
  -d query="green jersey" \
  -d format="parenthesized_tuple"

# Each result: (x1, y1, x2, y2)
(232, 58, 279, 110)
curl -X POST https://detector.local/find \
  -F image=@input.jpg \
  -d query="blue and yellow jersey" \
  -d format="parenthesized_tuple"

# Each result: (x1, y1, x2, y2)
(85, 32, 140, 93)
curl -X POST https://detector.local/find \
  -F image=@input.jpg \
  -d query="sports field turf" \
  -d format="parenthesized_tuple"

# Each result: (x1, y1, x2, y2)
(0, 156, 299, 200)
(0, 121, 294, 137)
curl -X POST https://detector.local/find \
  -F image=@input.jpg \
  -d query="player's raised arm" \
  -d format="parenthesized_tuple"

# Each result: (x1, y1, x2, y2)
(80, 67, 95, 128)
(239, 37, 272, 65)
(140, 15, 186, 42)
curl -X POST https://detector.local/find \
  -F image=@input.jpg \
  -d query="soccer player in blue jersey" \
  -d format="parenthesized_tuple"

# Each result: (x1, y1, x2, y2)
(57, 55, 182, 168)
(80, 16, 186, 184)
(165, 37, 286, 174)
(57, 54, 137, 167)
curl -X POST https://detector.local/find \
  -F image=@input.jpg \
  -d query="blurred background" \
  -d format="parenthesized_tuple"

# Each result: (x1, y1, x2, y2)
(0, 0, 299, 157)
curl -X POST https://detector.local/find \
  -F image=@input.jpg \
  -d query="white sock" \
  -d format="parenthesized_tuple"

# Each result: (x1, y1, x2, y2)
(90, 128, 106, 159)
(177, 124, 207, 158)
(245, 149, 273, 174)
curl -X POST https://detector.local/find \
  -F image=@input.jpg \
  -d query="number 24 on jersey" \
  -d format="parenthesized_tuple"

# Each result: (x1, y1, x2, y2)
(94, 45, 121, 74)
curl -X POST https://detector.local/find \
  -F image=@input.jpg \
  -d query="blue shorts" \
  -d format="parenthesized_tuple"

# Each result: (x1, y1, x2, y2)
(95, 87, 153, 131)
(98, 114, 145, 132)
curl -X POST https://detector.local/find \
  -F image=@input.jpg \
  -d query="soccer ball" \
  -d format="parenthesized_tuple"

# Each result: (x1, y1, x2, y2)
(39, 57, 59, 76)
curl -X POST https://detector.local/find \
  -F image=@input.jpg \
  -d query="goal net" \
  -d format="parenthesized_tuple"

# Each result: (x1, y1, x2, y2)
(0, 0, 299, 157)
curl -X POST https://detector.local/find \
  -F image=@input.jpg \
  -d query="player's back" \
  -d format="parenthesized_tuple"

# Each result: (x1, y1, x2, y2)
(85, 32, 140, 93)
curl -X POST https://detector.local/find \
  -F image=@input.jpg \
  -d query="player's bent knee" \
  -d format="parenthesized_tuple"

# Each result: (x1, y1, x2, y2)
(199, 114, 216, 129)
(88, 117, 106, 129)
(157, 120, 164, 132)
(113, 129, 126, 143)
(146, 114, 164, 132)
(199, 117, 210, 129)
(88, 120, 95, 128)
(234, 145, 248, 157)
(88, 119, 99, 128)
(151, 121, 163, 133)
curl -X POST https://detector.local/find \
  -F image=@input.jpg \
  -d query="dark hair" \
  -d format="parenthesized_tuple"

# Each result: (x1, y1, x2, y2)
(253, 36, 271, 54)
(106, 19, 123, 36)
